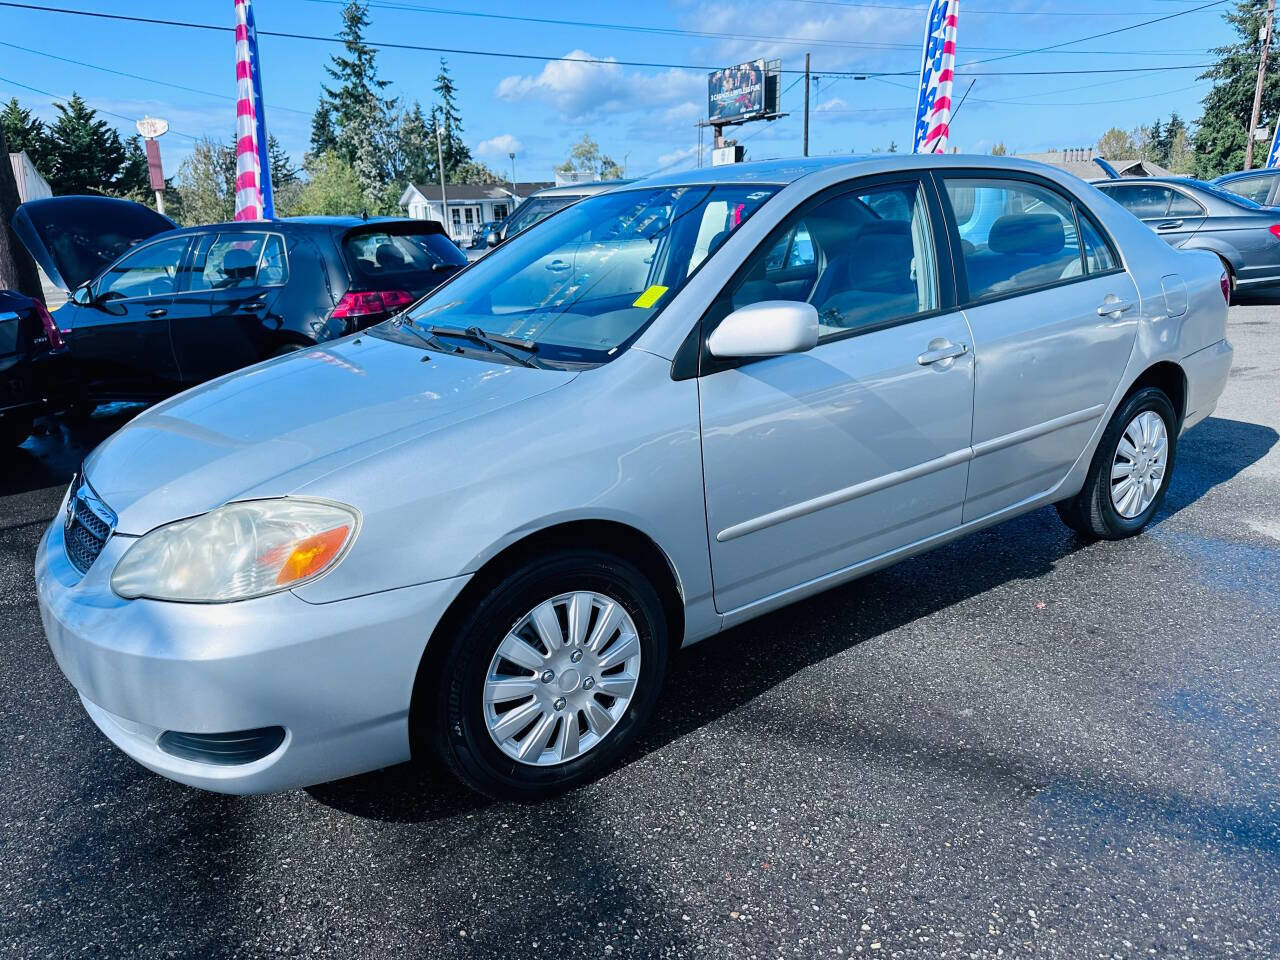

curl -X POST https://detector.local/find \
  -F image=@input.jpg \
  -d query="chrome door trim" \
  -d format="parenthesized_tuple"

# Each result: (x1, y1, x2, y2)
(714, 402, 1106, 544)
(969, 403, 1105, 460)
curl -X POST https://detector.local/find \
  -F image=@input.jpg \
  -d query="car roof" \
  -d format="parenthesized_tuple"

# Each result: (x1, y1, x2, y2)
(625, 153, 1115, 190)
(164, 216, 446, 236)
(529, 180, 637, 199)
(1213, 168, 1280, 183)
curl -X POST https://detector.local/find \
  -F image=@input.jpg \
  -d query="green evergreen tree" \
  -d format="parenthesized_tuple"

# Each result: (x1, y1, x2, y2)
(1148, 117, 1165, 164)
(391, 101, 435, 186)
(1194, 1, 1280, 178)
(309, 97, 338, 158)
(321, 1, 396, 165)
(0, 97, 51, 171)
(45, 93, 127, 195)
(431, 59, 473, 181)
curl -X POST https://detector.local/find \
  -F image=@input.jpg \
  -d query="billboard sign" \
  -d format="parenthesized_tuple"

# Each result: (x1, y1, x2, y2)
(708, 59, 767, 124)
(135, 115, 168, 139)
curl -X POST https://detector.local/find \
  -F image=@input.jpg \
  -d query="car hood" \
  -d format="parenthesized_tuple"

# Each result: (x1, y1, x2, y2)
(83, 336, 578, 534)
(13, 195, 175, 292)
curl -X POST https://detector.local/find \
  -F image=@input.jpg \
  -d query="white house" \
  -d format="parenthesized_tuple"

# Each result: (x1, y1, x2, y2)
(399, 180, 553, 244)
(8, 150, 52, 202)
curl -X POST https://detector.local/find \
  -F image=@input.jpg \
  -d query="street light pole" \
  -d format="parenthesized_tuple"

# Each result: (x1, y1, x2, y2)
(803, 52, 811, 157)
(1246, 0, 1276, 170)
(434, 109, 449, 235)
(509, 151, 516, 198)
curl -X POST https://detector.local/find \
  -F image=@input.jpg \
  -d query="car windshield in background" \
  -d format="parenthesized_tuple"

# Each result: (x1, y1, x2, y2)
(342, 230, 466, 286)
(382, 184, 780, 365)
(502, 195, 579, 236)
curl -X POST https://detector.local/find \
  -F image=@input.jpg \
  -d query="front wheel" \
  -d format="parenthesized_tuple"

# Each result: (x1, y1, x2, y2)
(426, 549, 669, 801)
(1056, 386, 1178, 540)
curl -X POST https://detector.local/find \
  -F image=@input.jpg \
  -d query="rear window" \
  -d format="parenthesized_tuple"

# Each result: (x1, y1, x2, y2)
(341, 230, 466, 285)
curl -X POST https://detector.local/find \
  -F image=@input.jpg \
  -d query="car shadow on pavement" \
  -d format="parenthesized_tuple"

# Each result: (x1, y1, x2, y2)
(307, 414, 1277, 823)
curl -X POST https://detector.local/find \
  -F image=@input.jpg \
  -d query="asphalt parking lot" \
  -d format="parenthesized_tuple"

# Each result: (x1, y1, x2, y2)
(1, 306, 1277, 960)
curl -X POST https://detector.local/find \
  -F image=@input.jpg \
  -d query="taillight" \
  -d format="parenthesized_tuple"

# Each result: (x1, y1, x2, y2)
(1220, 271, 1231, 302)
(1270, 224, 1280, 240)
(32, 300, 64, 350)
(331, 290, 414, 322)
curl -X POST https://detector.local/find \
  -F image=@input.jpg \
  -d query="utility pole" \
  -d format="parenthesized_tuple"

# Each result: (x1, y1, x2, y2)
(1246, 0, 1276, 170)
(434, 109, 449, 236)
(508, 151, 516, 198)
(803, 52, 811, 157)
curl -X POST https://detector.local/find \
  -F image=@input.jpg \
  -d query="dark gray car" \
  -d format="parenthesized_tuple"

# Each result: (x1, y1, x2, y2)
(1092, 176, 1280, 295)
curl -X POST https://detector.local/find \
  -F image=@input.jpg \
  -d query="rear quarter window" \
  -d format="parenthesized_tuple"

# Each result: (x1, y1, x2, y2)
(341, 230, 467, 285)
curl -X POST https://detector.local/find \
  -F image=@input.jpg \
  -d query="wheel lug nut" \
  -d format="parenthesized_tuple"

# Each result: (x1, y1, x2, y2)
(570, 650, 583, 663)
(553, 697, 566, 711)
(582, 677, 595, 691)
(541, 670, 554, 684)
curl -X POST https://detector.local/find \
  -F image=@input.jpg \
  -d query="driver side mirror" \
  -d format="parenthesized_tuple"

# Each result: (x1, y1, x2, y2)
(707, 301, 819, 359)
(486, 229, 502, 248)
(71, 283, 93, 307)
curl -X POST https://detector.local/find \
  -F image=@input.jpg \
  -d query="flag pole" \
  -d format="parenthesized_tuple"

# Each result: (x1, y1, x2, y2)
(244, 0, 274, 218)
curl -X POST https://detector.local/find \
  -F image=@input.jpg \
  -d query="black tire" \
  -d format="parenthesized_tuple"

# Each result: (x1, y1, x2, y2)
(1056, 386, 1178, 540)
(0, 413, 33, 447)
(426, 549, 669, 801)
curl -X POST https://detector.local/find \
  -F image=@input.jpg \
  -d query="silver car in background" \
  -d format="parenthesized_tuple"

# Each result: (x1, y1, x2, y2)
(467, 179, 634, 260)
(1093, 175, 1280, 296)
(35, 155, 1232, 800)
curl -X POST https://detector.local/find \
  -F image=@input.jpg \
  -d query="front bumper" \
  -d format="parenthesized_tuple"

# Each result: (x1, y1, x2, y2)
(35, 506, 469, 794)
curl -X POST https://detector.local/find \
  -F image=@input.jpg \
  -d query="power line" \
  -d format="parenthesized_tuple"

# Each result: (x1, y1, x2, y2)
(767, 0, 1227, 14)
(0, 39, 312, 115)
(0, 1, 1223, 78)
(0, 73, 201, 139)
(305, 0, 1223, 56)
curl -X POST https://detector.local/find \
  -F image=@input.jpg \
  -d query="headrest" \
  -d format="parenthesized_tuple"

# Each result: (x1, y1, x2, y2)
(374, 243, 405, 268)
(852, 220, 914, 293)
(988, 214, 1065, 256)
(219, 247, 258, 278)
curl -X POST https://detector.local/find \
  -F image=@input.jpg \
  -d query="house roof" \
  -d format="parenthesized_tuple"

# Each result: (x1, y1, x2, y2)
(1013, 151, 1171, 181)
(400, 181, 554, 205)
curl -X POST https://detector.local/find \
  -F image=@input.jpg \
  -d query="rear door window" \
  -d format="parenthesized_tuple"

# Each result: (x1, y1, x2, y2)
(188, 234, 267, 291)
(943, 177, 1083, 302)
(1166, 190, 1205, 218)
(1099, 184, 1174, 219)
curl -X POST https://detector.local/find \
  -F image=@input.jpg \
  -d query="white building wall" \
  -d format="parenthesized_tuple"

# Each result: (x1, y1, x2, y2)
(8, 151, 52, 202)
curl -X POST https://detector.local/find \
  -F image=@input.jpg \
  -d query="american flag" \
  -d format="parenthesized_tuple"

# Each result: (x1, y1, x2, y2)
(1267, 119, 1280, 169)
(233, 0, 274, 220)
(913, 0, 959, 155)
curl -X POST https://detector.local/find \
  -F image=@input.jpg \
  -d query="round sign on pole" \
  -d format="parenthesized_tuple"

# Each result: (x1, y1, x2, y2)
(135, 116, 169, 139)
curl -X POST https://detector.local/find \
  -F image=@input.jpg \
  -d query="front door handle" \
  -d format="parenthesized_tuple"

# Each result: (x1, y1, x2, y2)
(1096, 299, 1135, 317)
(239, 300, 268, 312)
(1155, 219, 1183, 231)
(546, 259, 571, 272)
(145, 307, 167, 318)
(916, 341, 968, 365)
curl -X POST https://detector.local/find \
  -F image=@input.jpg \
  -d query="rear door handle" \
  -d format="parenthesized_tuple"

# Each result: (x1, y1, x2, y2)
(1155, 219, 1183, 230)
(1096, 299, 1135, 316)
(145, 307, 167, 318)
(916, 341, 968, 365)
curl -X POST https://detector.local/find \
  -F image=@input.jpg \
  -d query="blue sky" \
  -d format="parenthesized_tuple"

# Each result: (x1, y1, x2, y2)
(0, 0, 1241, 183)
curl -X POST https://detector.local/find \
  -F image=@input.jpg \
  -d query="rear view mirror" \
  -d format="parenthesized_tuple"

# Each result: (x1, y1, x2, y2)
(707, 301, 819, 359)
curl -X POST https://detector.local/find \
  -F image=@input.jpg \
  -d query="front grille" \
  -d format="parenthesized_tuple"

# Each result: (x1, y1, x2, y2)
(64, 477, 116, 575)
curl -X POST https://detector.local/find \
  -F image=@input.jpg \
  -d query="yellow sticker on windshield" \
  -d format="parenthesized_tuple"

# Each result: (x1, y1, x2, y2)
(633, 284, 669, 309)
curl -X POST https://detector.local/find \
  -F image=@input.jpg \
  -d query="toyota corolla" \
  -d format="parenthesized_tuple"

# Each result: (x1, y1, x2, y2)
(35, 156, 1232, 800)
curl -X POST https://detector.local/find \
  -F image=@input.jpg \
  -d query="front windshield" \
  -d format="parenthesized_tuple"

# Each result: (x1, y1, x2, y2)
(503, 195, 578, 236)
(393, 184, 780, 364)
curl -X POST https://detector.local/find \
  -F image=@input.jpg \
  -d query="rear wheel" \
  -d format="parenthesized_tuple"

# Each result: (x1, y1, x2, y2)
(426, 549, 668, 801)
(1056, 386, 1177, 540)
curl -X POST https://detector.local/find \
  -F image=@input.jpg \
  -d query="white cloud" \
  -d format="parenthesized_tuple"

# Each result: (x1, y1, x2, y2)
(496, 50, 702, 122)
(814, 96, 850, 113)
(655, 145, 701, 172)
(475, 133, 523, 156)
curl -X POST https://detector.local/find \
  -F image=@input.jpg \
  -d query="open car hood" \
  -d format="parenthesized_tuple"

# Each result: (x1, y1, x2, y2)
(12, 195, 175, 292)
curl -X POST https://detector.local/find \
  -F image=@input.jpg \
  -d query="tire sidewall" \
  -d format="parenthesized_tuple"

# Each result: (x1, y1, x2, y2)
(1092, 387, 1178, 536)
(433, 550, 668, 800)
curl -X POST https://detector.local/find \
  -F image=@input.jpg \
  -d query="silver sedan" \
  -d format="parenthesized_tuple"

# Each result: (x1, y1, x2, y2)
(35, 155, 1233, 800)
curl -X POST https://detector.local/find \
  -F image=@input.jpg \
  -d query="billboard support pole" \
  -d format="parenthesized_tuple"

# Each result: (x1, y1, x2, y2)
(803, 52, 811, 157)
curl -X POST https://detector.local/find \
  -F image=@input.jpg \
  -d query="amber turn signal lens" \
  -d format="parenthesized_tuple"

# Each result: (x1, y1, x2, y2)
(273, 526, 351, 586)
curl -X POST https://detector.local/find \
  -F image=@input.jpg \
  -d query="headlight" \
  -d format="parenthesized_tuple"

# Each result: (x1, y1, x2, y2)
(111, 499, 360, 602)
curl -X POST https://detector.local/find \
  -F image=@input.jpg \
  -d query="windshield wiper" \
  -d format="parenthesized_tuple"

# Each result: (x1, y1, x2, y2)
(427, 325, 542, 368)
(392, 317, 457, 354)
